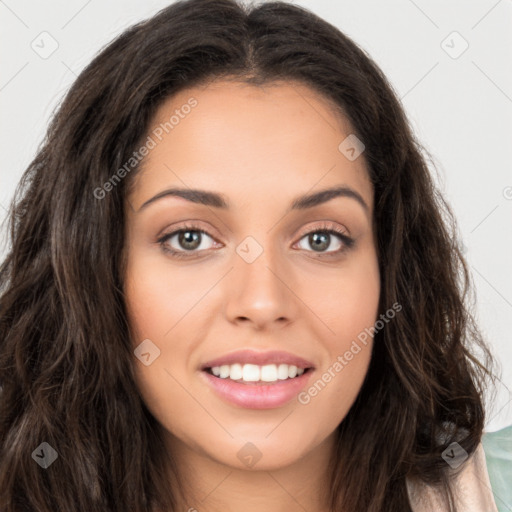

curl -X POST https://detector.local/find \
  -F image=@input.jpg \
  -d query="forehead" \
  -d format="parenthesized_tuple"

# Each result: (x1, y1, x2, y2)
(129, 79, 372, 211)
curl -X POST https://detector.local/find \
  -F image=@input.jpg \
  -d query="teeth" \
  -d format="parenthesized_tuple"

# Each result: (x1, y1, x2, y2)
(242, 364, 260, 381)
(230, 363, 243, 380)
(261, 364, 277, 382)
(209, 363, 306, 382)
(277, 363, 289, 380)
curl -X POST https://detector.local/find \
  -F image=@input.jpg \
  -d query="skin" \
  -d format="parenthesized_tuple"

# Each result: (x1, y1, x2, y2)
(123, 79, 380, 512)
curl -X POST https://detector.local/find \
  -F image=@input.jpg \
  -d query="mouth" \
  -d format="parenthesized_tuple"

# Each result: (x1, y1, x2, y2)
(203, 363, 312, 385)
(199, 350, 315, 409)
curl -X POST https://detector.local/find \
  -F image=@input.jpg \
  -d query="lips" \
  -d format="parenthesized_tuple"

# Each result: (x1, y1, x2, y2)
(199, 349, 315, 409)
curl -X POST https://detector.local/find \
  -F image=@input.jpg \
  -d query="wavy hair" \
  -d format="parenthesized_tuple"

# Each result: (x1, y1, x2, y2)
(0, 0, 495, 510)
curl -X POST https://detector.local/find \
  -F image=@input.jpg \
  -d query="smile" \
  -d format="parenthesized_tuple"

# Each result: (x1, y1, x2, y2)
(199, 349, 315, 409)
(207, 363, 306, 383)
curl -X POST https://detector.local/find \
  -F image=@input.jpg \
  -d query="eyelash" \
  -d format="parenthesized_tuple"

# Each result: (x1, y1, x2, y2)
(156, 221, 355, 260)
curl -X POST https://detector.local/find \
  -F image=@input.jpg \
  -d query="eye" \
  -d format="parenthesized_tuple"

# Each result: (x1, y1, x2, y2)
(157, 223, 219, 259)
(294, 222, 354, 256)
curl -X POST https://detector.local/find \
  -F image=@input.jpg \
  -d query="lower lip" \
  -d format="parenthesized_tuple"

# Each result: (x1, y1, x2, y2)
(200, 370, 313, 409)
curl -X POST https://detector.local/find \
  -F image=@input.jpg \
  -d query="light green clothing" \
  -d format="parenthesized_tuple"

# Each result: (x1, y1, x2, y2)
(483, 425, 512, 512)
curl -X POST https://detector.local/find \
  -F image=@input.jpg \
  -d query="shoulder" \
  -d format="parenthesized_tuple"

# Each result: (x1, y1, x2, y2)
(406, 441, 499, 511)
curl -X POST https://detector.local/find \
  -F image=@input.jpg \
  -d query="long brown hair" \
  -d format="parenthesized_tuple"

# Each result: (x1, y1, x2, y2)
(0, 0, 495, 510)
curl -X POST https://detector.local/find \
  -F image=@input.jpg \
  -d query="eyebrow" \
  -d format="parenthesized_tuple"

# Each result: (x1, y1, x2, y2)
(138, 185, 369, 214)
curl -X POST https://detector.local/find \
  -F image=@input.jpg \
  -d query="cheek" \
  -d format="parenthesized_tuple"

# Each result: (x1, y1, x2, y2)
(123, 247, 222, 423)
(306, 342, 373, 411)
(125, 265, 198, 441)
(319, 249, 380, 342)
(123, 250, 207, 343)
(123, 255, 191, 405)
(308, 251, 379, 405)
(297, 283, 378, 430)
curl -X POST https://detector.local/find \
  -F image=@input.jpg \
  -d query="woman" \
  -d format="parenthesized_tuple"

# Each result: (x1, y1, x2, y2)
(0, 0, 500, 510)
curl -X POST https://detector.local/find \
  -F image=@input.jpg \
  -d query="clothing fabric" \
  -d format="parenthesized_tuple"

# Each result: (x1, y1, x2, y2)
(407, 442, 500, 511)
(482, 425, 512, 512)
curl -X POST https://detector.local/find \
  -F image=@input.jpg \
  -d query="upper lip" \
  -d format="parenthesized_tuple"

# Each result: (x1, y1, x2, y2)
(200, 349, 315, 370)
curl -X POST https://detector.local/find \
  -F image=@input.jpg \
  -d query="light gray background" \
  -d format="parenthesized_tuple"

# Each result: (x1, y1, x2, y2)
(1, 0, 511, 431)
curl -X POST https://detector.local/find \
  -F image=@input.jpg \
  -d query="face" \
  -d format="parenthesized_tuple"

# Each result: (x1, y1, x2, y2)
(123, 80, 380, 472)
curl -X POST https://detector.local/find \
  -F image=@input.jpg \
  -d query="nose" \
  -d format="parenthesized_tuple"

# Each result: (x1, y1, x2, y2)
(223, 239, 298, 330)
